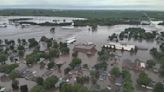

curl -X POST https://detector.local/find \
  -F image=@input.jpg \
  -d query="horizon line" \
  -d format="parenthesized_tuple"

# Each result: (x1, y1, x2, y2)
(0, 5, 163, 11)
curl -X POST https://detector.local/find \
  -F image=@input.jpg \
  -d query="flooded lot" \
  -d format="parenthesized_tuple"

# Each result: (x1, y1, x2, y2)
(1, 16, 164, 92)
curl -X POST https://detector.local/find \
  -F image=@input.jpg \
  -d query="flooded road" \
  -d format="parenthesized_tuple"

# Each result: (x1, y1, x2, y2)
(1, 16, 164, 92)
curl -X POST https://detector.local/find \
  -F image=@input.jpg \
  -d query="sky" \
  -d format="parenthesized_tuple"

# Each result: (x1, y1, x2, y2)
(0, 0, 164, 10)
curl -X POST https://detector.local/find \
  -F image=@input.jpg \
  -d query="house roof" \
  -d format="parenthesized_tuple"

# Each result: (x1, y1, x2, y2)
(74, 44, 96, 50)
(140, 63, 146, 68)
(56, 61, 65, 64)
(115, 76, 123, 85)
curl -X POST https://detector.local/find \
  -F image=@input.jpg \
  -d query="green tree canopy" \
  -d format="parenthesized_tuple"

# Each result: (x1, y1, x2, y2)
(43, 76, 58, 89)
(26, 51, 48, 65)
(98, 50, 110, 62)
(48, 48, 59, 59)
(47, 62, 55, 70)
(94, 62, 107, 70)
(9, 70, 19, 80)
(137, 72, 151, 86)
(111, 67, 121, 77)
(28, 38, 39, 48)
(69, 58, 82, 69)
(36, 77, 44, 85)
(0, 64, 19, 74)
(153, 82, 164, 92)
(146, 60, 156, 69)
(0, 53, 7, 64)
(122, 69, 134, 92)
(30, 85, 45, 92)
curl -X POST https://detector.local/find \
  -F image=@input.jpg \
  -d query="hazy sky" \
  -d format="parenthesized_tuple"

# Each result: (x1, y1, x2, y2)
(0, 0, 164, 10)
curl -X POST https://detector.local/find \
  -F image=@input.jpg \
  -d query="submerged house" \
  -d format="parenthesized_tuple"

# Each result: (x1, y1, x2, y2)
(0, 73, 9, 82)
(39, 42, 48, 51)
(140, 21, 150, 25)
(104, 42, 135, 51)
(122, 59, 146, 71)
(73, 43, 97, 55)
(122, 59, 135, 70)
(0, 24, 7, 28)
(66, 37, 76, 44)
(133, 60, 146, 71)
(115, 76, 123, 87)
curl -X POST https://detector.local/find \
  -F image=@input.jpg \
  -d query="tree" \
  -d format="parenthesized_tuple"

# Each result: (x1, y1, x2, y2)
(26, 53, 38, 65)
(0, 64, 19, 74)
(40, 36, 53, 48)
(36, 77, 44, 85)
(31, 85, 45, 92)
(52, 41, 59, 48)
(17, 45, 25, 58)
(76, 76, 89, 84)
(26, 51, 48, 65)
(63, 19, 66, 23)
(0, 53, 7, 64)
(4, 39, 9, 45)
(91, 24, 97, 32)
(160, 43, 164, 52)
(0, 39, 3, 45)
(48, 48, 59, 59)
(47, 62, 55, 70)
(98, 50, 110, 62)
(153, 82, 164, 92)
(64, 67, 71, 75)
(43, 76, 58, 89)
(137, 72, 151, 86)
(90, 70, 99, 84)
(9, 70, 19, 80)
(12, 80, 19, 90)
(90, 70, 99, 79)
(17, 39, 21, 45)
(72, 51, 78, 57)
(9, 45, 14, 51)
(94, 62, 107, 70)
(83, 64, 88, 69)
(17, 45, 25, 51)
(28, 38, 38, 48)
(69, 58, 82, 69)
(18, 50, 25, 58)
(60, 47, 70, 55)
(59, 42, 70, 54)
(22, 39, 27, 46)
(159, 65, 164, 76)
(50, 28, 55, 33)
(122, 69, 134, 92)
(111, 67, 121, 77)
(150, 48, 157, 55)
(150, 48, 159, 58)
(146, 60, 156, 69)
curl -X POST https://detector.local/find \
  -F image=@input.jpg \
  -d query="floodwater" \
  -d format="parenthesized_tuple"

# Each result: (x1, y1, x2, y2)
(1, 16, 164, 92)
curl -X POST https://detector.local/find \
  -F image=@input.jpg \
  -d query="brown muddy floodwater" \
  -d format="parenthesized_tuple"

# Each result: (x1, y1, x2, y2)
(1, 16, 164, 92)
